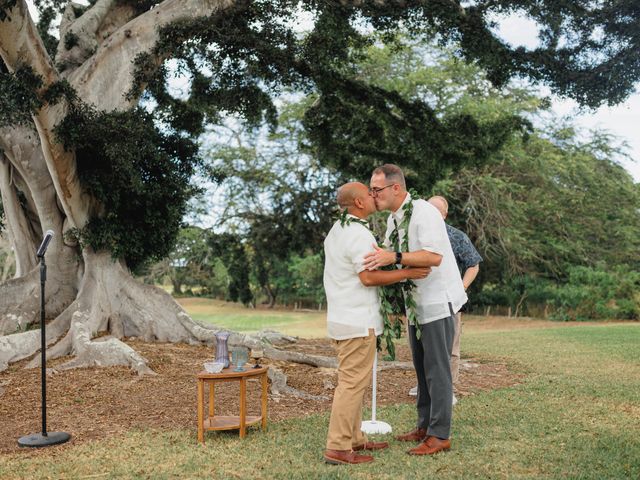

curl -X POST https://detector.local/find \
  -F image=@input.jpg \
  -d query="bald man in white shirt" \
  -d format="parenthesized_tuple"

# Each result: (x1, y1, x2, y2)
(364, 164, 467, 456)
(323, 182, 430, 465)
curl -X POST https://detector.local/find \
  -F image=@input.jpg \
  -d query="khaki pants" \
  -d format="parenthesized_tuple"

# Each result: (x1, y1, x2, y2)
(326, 329, 377, 451)
(450, 312, 462, 385)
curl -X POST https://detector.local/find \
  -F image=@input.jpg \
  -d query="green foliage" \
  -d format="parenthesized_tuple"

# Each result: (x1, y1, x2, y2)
(474, 266, 640, 321)
(36, 6, 60, 58)
(21, 0, 640, 112)
(201, 98, 338, 307)
(286, 253, 324, 305)
(301, 36, 533, 190)
(129, 1, 305, 134)
(185, 36, 639, 319)
(436, 123, 640, 320)
(5, 0, 637, 315)
(0, 66, 43, 127)
(436, 130, 640, 281)
(303, 75, 529, 189)
(142, 226, 229, 298)
(54, 105, 199, 271)
(42, 78, 77, 105)
(0, 62, 76, 127)
(124, 0, 637, 188)
(209, 233, 253, 306)
(550, 266, 640, 321)
(30, 0, 69, 58)
(63, 31, 79, 50)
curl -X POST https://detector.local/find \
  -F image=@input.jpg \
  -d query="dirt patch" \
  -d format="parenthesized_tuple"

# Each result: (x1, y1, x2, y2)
(0, 338, 521, 455)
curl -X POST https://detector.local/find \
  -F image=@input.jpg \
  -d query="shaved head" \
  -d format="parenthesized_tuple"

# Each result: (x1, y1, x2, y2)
(336, 182, 376, 219)
(337, 182, 368, 208)
(428, 195, 448, 219)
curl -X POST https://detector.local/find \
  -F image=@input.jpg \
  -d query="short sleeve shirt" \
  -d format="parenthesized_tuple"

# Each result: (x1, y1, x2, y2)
(384, 194, 467, 323)
(323, 217, 383, 340)
(446, 224, 483, 274)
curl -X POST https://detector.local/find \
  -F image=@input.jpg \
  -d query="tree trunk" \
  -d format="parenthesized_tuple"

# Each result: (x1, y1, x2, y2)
(0, 241, 16, 282)
(0, 126, 80, 335)
(264, 284, 277, 309)
(0, 0, 343, 398)
(171, 279, 182, 296)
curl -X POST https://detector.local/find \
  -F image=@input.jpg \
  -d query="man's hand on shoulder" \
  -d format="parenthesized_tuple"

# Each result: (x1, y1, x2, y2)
(363, 244, 396, 270)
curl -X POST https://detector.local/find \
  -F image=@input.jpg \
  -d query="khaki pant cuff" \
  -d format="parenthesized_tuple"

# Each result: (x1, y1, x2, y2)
(326, 442, 352, 451)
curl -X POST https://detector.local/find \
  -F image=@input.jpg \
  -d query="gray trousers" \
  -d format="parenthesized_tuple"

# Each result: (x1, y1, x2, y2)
(408, 311, 456, 439)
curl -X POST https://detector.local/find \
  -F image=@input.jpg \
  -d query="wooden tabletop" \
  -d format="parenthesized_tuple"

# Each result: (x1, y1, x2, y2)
(197, 365, 268, 379)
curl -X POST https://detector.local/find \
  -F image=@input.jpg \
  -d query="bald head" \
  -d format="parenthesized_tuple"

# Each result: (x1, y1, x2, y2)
(337, 182, 368, 208)
(336, 182, 375, 219)
(428, 195, 448, 219)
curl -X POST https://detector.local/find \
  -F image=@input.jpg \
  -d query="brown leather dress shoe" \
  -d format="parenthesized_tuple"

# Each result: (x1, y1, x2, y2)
(408, 436, 451, 455)
(395, 427, 428, 442)
(352, 441, 389, 451)
(324, 449, 374, 465)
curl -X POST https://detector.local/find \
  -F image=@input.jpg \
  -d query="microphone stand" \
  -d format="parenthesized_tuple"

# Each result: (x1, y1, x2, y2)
(18, 250, 71, 447)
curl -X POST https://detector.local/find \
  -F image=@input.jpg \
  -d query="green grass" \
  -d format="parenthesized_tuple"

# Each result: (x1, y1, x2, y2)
(177, 297, 328, 337)
(1, 320, 638, 479)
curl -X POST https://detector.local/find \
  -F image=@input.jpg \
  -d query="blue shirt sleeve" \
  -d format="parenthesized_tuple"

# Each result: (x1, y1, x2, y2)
(446, 224, 482, 272)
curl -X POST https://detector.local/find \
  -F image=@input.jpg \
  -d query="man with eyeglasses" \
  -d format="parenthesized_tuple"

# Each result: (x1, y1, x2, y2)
(323, 181, 431, 465)
(364, 164, 467, 456)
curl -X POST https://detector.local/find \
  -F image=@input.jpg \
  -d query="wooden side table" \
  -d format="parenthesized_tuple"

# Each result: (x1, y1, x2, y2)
(197, 365, 268, 444)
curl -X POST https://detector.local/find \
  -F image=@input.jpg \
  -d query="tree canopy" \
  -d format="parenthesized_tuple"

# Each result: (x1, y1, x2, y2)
(2, 1, 639, 268)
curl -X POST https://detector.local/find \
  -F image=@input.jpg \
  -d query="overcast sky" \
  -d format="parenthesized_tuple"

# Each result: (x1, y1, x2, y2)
(491, 13, 640, 182)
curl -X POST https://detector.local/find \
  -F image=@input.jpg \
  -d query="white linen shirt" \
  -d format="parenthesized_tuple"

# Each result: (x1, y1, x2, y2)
(324, 217, 383, 340)
(384, 193, 467, 324)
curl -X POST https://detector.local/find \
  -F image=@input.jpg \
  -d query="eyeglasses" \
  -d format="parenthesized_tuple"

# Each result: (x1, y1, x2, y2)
(370, 184, 396, 196)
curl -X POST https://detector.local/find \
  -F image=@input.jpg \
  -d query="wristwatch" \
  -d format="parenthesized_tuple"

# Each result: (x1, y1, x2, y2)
(395, 251, 402, 264)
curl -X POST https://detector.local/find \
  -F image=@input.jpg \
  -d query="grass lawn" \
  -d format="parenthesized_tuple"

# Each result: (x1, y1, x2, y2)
(1, 307, 638, 479)
(177, 297, 328, 338)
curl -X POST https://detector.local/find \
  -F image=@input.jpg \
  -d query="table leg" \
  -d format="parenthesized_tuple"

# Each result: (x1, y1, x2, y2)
(208, 382, 215, 419)
(239, 377, 247, 438)
(197, 379, 204, 444)
(261, 372, 268, 430)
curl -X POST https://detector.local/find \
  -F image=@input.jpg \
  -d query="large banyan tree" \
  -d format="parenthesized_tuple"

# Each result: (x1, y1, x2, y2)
(0, 0, 638, 379)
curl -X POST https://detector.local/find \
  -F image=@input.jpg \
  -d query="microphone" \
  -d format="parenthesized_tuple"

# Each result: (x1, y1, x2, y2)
(36, 230, 55, 258)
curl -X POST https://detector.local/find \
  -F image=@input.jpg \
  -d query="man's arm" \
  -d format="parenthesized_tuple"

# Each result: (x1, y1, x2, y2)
(462, 264, 479, 290)
(358, 266, 431, 287)
(454, 230, 482, 290)
(363, 244, 442, 270)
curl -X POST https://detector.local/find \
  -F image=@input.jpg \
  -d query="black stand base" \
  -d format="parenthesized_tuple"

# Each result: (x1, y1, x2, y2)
(18, 431, 71, 448)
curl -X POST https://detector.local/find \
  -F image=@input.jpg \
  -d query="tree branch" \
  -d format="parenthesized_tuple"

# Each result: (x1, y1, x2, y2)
(56, 0, 118, 73)
(0, 0, 89, 229)
(0, 234, 16, 283)
(68, 0, 239, 111)
(0, 153, 37, 275)
(0, 124, 75, 260)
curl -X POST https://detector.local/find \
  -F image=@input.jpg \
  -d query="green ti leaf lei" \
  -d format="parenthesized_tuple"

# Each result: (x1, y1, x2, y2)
(337, 208, 369, 229)
(336, 203, 418, 361)
(387, 189, 422, 342)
